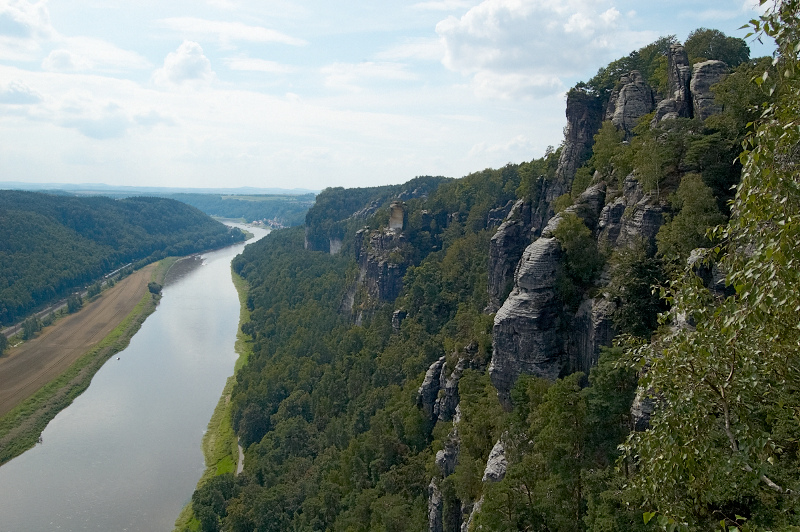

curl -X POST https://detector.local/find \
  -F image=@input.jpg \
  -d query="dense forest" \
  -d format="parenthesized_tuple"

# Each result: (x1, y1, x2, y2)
(186, 6, 800, 532)
(0, 191, 245, 326)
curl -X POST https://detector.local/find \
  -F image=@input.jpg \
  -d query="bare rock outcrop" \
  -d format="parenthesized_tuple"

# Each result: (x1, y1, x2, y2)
(418, 356, 447, 420)
(552, 89, 604, 203)
(607, 71, 655, 136)
(487, 200, 534, 312)
(481, 439, 507, 483)
(597, 176, 663, 250)
(567, 297, 616, 374)
(428, 479, 444, 532)
(356, 229, 406, 300)
(691, 60, 729, 121)
(490, 236, 563, 407)
(667, 44, 693, 118)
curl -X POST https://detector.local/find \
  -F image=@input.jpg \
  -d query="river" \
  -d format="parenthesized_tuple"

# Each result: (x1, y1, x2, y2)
(0, 222, 269, 532)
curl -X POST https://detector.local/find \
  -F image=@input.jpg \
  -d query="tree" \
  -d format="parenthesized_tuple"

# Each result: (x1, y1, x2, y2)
(656, 173, 726, 266)
(684, 28, 750, 67)
(21, 317, 41, 340)
(66, 294, 82, 314)
(622, 2, 800, 528)
(607, 239, 666, 338)
(0, 333, 7, 356)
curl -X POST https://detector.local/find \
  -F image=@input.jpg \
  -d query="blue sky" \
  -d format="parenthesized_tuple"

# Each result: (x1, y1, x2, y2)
(0, 0, 774, 190)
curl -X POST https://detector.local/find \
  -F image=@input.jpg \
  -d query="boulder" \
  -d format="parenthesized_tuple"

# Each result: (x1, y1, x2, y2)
(482, 440, 507, 482)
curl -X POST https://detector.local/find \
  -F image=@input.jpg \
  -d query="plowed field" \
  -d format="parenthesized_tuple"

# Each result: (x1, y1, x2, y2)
(0, 264, 156, 417)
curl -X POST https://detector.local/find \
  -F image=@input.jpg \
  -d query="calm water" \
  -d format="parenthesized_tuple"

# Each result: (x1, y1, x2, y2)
(0, 223, 269, 532)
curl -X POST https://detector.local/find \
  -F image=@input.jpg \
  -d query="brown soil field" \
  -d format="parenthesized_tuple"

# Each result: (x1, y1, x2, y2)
(0, 264, 156, 417)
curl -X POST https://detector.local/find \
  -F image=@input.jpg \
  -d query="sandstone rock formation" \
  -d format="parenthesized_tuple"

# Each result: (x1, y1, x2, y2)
(487, 200, 534, 312)
(490, 236, 564, 407)
(667, 44, 693, 118)
(550, 88, 604, 205)
(606, 71, 655, 136)
(481, 439, 507, 483)
(691, 60, 729, 121)
(389, 201, 407, 232)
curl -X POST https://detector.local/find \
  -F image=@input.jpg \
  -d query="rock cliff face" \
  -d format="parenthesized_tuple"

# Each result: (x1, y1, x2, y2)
(490, 236, 564, 407)
(606, 71, 655, 136)
(487, 200, 534, 312)
(490, 184, 609, 407)
(653, 44, 693, 123)
(691, 60, 729, 121)
(555, 89, 604, 197)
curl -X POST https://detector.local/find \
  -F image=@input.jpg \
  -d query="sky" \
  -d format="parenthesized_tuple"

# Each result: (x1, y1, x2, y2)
(0, 0, 775, 191)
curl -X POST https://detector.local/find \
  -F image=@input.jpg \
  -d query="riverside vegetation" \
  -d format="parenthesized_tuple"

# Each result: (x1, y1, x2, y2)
(185, 6, 800, 532)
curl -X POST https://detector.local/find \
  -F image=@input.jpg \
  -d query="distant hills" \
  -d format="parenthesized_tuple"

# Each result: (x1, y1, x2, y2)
(0, 190, 246, 327)
(0, 182, 317, 196)
(0, 183, 318, 228)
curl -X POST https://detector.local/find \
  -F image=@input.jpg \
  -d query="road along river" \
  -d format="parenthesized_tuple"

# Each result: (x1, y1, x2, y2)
(0, 223, 269, 532)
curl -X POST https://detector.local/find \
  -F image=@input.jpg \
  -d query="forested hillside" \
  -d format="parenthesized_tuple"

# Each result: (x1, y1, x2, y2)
(159, 193, 316, 227)
(186, 6, 800, 531)
(0, 191, 245, 326)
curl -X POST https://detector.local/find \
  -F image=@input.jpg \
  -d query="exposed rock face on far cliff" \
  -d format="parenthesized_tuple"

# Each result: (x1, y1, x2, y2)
(691, 60, 729, 121)
(490, 236, 563, 407)
(654, 44, 693, 123)
(552, 89, 604, 202)
(606, 71, 655, 136)
(487, 200, 534, 312)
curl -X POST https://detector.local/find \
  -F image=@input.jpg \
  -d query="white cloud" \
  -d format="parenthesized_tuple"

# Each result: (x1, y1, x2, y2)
(58, 101, 132, 139)
(156, 17, 307, 47)
(0, 79, 41, 104)
(436, 0, 646, 99)
(224, 57, 294, 73)
(0, 0, 53, 39)
(469, 133, 536, 156)
(322, 61, 417, 91)
(42, 49, 89, 71)
(471, 70, 564, 99)
(153, 41, 215, 86)
(0, 0, 54, 60)
(206, 0, 239, 9)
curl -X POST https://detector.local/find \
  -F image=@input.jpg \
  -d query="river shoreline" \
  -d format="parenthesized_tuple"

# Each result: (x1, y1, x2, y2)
(173, 269, 255, 531)
(0, 259, 175, 465)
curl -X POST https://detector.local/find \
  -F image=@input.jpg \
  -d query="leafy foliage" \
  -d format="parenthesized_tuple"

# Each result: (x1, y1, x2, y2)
(684, 27, 750, 67)
(622, 2, 800, 528)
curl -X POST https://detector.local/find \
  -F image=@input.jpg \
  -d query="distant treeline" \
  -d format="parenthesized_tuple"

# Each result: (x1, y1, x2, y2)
(159, 193, 316, 227)
(0, 191, 245, 326)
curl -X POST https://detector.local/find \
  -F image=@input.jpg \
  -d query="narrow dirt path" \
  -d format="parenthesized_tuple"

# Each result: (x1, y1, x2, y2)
(0, 265, 156, 417)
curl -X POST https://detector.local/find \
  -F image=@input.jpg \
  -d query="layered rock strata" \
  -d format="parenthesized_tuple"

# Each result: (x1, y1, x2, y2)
(691, 60, 729, 120)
